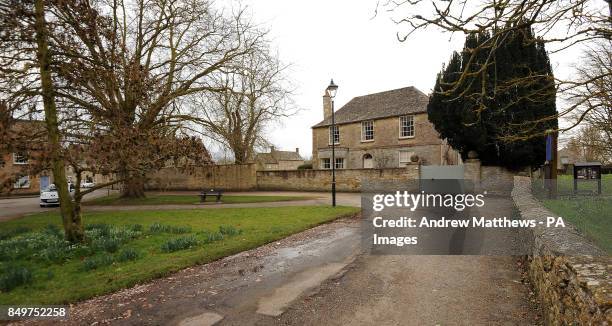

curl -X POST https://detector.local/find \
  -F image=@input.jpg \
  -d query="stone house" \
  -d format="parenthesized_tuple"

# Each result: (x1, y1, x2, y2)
(255, 146, 305, 170)
(0, 119, 49, 196)
(311, 86, 459, 169)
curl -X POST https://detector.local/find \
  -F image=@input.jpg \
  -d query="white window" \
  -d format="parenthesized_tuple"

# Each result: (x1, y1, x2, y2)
(13, 175, 30, 189)
(399, 151, 414, 167)
(399, 115, 415, 138)
(321, 158, 331, 169)
(13, 152, 28, 165)
(335, 158, 344, 169)
(329, 126, 339, 145)
(361, 121, 374, 141)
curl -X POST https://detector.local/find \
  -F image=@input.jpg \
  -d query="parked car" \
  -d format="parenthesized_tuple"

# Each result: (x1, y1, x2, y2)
(80, 181, 96, 188)
(40, 183, 75, 207)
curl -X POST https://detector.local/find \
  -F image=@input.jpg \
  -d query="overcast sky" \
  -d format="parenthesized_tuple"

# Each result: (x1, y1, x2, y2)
(237, 0, 580, 158)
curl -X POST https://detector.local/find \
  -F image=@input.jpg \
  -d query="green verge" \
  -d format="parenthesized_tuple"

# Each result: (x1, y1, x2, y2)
(534, 175, 611, 254)
(541, 198, 611, 254)
(0, 206, 359, 304)
(84, 194, 312, 206)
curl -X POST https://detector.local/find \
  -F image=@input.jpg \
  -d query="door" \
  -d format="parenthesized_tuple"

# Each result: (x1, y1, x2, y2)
(363, 154, 373, 169)
(40, 175, 50, 191)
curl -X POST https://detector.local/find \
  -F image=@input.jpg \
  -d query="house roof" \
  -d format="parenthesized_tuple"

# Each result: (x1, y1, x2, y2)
(256, 150, 303, 164)
(312, 86, 429, 128)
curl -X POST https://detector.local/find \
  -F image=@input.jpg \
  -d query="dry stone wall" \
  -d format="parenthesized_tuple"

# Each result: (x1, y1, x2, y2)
(512, 177, 611, 325)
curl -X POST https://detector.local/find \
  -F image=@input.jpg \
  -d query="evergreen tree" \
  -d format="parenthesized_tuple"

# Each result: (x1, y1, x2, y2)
(427, 26, 558, 170)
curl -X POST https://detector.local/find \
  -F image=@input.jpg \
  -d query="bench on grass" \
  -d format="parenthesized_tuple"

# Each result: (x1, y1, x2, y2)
(199, 188, 223, 203)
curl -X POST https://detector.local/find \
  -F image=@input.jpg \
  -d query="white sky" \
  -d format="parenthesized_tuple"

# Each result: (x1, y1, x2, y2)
(238, 0, 580, 158)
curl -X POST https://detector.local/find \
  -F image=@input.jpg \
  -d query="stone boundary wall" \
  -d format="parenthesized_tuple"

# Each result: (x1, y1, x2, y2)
(255, 166, 421, 192)
(512, 176, 610, 325)
(145, 159, 513, 193)
(146, 164, 257, 191)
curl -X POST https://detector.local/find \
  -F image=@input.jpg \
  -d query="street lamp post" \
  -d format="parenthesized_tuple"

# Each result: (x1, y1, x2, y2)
(327, 79, 338, 207)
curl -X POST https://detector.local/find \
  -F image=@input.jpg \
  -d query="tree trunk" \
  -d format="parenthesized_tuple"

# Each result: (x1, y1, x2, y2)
(121, 174, 146, 198)
(34, 0, 84, 243)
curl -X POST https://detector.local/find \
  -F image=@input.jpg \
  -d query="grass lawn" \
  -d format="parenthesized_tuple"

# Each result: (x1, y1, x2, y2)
(85, 194, 312, 206)
(541, 198, 611, 254)
(0, 205, 359, 304)
(533, 174, 611, 254)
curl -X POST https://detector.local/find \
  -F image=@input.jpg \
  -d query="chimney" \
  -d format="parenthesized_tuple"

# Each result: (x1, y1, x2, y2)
(270, 145, 275, 153)
(295, 148, 299, 154)
(323, 90, 332, 120)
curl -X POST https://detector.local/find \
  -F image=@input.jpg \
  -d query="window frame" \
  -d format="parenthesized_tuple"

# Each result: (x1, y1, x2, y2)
(334, 158, 344, 169)
(398, 151, 414, 167)
(321, 158, 331, 169)
(12, 152, 28, 165)
(13, 175, 30, 189)
(361, 120, 374, 142)
(399, 115, 415, 139)
(328, 125, 340, 145)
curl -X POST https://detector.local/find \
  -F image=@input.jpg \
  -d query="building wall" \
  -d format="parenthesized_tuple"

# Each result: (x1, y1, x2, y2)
(312, 113, 457, 168)
(276, 160, 304, 170)
(0, 152, 46, 196)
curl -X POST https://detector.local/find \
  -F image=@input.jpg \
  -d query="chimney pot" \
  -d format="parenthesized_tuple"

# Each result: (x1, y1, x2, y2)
(295, 148, 299, 154)
(270, 146, 275, 152)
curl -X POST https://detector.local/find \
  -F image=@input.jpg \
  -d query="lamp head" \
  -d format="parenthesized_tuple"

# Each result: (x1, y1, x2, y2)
(326, 79, 338, 98)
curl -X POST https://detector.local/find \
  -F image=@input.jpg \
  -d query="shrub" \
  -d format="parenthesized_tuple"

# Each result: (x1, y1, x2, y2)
(0, 265, 32, 292)
(82, 254, 114, 271)
(117, 248, 140, 262)
(161, 236, 198, 253)
(219, 225, 242, 236)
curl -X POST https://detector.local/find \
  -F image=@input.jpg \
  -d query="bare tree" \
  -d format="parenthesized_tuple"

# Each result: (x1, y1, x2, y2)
(0, 0, 244, 242)
(569, 41, 612, 160)
(189, 46, 295, 164)
(46, 0, 263, 197)
(377, 0, 611, 138)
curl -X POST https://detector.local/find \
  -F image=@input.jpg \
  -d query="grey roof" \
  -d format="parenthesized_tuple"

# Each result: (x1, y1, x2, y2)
(256, 150, 303, 164)
(313, 86, 429, 128)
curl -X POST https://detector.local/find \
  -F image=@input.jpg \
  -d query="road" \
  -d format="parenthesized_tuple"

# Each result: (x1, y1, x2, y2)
(0, 189, 111, 221)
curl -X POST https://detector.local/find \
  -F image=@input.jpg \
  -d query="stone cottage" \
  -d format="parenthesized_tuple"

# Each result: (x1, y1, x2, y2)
(0, 119, 49, 195)
(311, 86, 459, 169)
(255, 146, 305, 170)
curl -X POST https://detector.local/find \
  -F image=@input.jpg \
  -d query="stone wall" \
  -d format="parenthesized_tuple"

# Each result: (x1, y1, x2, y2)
(512, 177, 611, 325)
(146, 164, 257, 191)
(146, 159, 510, 193)
(256, 166, 420, 192)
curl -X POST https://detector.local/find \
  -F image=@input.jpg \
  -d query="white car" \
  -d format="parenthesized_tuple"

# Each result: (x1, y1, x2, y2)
(40, 184, 75, 207)
(80, 181, 96, 188)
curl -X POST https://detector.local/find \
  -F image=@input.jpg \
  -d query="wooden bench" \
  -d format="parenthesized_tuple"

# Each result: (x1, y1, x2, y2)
(199, 189, 223, 203)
